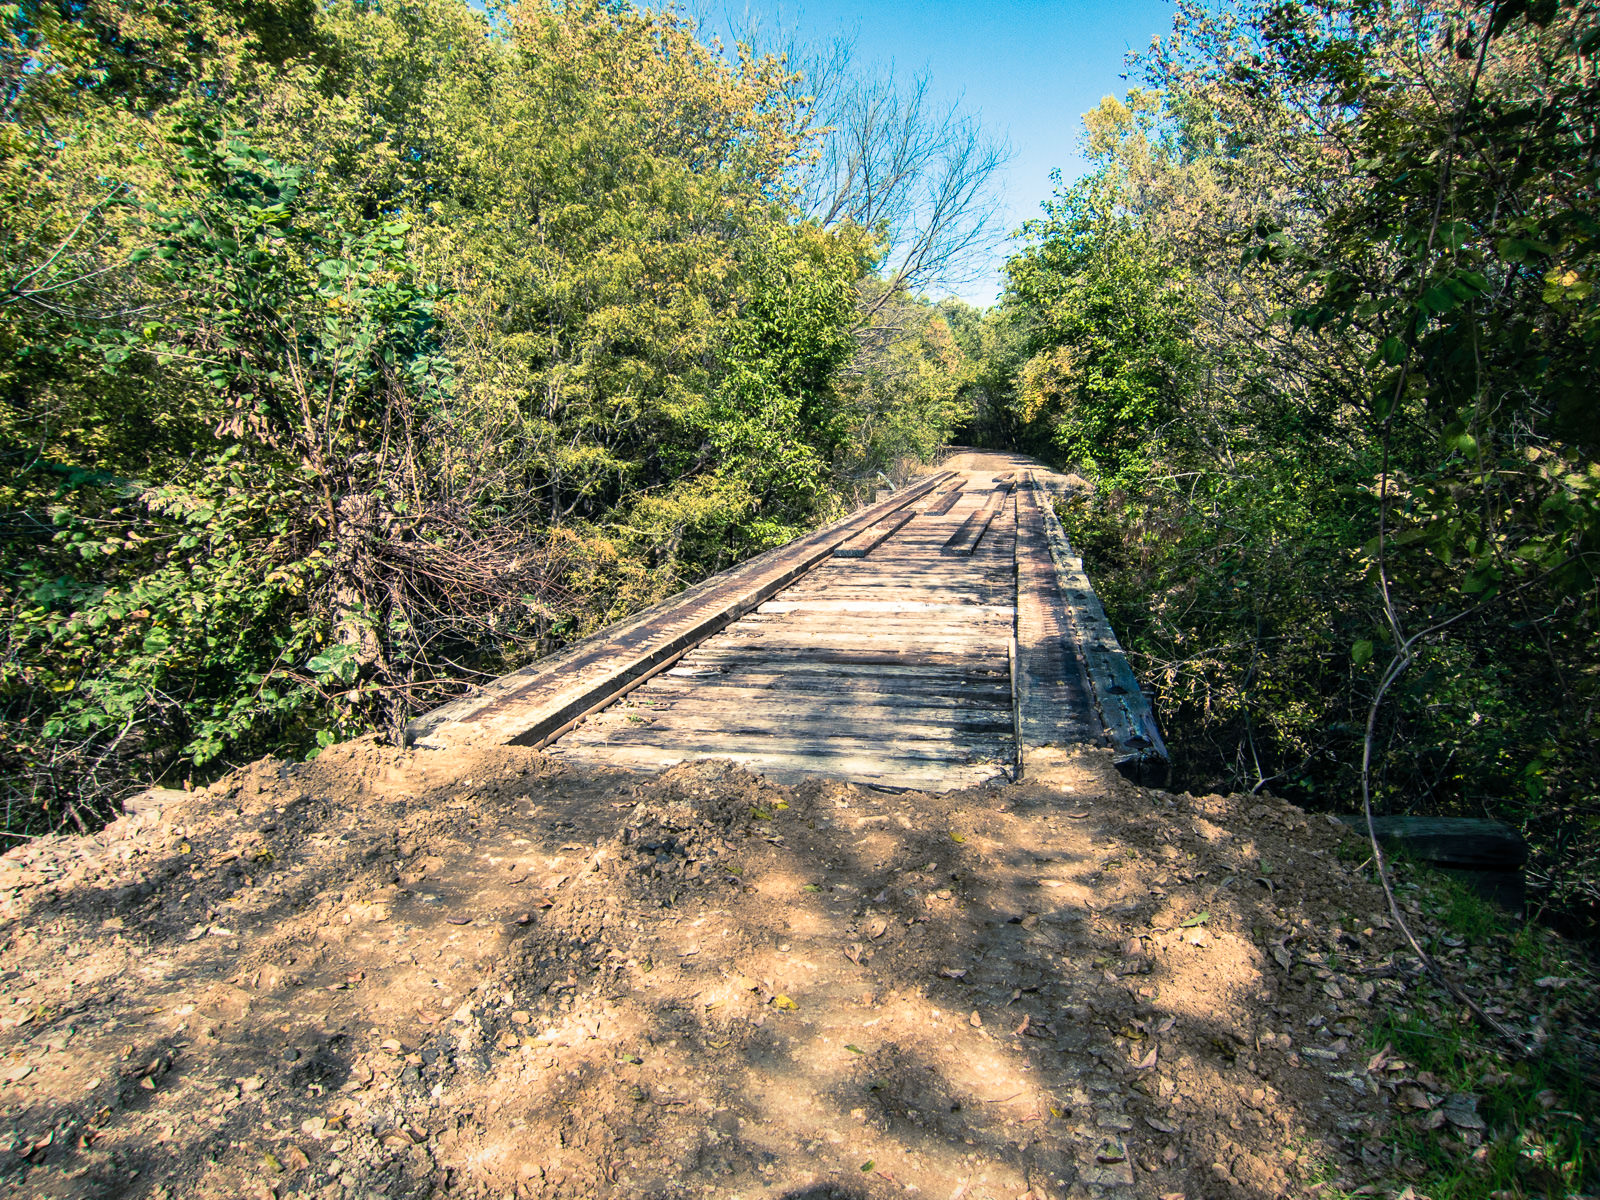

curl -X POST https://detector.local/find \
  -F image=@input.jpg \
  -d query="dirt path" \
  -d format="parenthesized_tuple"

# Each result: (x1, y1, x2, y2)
(0, 743, 1539, 1199)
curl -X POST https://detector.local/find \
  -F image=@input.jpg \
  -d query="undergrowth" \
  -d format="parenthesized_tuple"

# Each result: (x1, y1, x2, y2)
(1358, 866, 1599, 1200)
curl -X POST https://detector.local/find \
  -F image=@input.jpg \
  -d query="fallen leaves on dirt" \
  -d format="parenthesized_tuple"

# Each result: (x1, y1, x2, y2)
(0, 742, 1591, 1200)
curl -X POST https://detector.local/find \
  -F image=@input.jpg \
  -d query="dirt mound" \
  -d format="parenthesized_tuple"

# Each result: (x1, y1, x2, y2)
(0, 741, 1583, 1199)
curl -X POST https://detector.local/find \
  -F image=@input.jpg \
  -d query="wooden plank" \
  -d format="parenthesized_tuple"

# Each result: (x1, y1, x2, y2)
(755, 600, 1015, 616)
(557, 727, 1012, 764)
(664, 659, 1010, 682)
(833, 508, 918, 558)
(942, 488, 1013, 556)
(406, 469, 954, 748)
(1012, 477, 1101, 774)
(1334, 816, 1527, 868)
(680, 648, 1009, 669)
(643, 682, 1011, 709)
(588, 708, 1015, 738)
(732, 611, 1012, 631)
(628, 680, 1010, 704)
(1027, 473, 1169, 781)
(922, 487, 965, 517)
(787, 573, 1012, 588)
(690, 629, 1013, 648)
(613, 685, 1012, 711)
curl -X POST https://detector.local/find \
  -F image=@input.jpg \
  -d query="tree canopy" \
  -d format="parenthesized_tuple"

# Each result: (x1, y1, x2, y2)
(0, 0, 987, 829)
(992, 0, 1600, 928)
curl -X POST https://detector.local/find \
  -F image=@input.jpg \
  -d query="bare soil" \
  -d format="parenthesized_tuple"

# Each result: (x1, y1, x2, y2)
(0, 742, 1564, 1199)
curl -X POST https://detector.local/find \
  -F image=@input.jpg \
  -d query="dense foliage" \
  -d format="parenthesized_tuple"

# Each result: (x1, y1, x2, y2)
(0, 0, 979, 831)
(996, 0, 1600, 926)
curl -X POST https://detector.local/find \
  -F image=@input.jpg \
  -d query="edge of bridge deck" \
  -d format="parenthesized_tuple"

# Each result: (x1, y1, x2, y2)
(1023, 472, 1170, 783)
(408, 454, 1171, 790)
(405, 470, 955, 751)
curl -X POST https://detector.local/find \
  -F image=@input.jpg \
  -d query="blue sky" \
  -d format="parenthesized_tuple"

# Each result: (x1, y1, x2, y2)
(698, 1, 1180, 306)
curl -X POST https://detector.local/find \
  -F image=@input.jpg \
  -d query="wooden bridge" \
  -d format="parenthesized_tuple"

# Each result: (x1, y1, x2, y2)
(406, 452, 1166, 792)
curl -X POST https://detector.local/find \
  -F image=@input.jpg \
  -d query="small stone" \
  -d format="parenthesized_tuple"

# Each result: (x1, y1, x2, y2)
(1095, 1136, 1128, 1162)
(1082, 1161, 1135, 1187)
(969, 1010, 982, 1028)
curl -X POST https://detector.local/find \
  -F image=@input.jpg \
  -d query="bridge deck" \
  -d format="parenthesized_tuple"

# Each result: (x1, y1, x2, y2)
(550, 474, 1039, 789)
(407, 452, 1166, 790)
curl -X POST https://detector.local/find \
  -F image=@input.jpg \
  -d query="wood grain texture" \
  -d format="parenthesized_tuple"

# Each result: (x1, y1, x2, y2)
(413, 454, 1139, 795)
(553, 470, 1025, 790)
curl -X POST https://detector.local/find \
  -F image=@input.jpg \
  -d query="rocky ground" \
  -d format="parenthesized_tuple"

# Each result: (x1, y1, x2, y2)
(0, 741, 1591, 1199)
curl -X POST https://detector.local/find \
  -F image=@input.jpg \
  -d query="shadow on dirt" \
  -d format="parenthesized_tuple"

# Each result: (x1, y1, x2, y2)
(0, 741, 1394, 1199)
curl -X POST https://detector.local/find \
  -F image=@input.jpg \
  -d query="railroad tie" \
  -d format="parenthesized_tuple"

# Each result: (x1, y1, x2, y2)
(943, 481, 1014, 556)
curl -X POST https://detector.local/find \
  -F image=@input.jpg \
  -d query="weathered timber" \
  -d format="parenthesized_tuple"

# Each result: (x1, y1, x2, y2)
(549, 468, 1018, 789)
(628, 687, 1010, 712)
(1028, 474, 1169, 782)
(663, 660, 1011, 683)
(572, 726, 1009, 759)
(833, 508, 919, 558)
(679, 647, 1008, 669)
(1335, 815, 1527, 868)
(416, 452, 1156, 796)
(942, 485, 1014, 557)
(753, 600, 1015, 617)
(604, 706, 1014, 738)
(1012, 477, 1101, 774)
(1336, 814, 1528, 909)
(405, 470, 954, 749)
